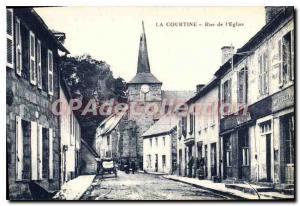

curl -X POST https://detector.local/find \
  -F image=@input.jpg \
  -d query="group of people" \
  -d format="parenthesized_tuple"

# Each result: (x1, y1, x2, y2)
(187, 156, 206, 179)
(124, 160, 136, 174)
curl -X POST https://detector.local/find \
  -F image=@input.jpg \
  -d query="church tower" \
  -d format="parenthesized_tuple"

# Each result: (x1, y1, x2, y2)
(126, 22, 162, 169)
(128, 21, 162, 104)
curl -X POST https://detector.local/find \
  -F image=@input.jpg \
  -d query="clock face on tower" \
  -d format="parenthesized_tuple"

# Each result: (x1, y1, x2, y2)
(141, 84, 150, 94)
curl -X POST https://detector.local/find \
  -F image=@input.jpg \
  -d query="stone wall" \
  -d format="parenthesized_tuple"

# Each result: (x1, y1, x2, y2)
(7, 65, 61, 199)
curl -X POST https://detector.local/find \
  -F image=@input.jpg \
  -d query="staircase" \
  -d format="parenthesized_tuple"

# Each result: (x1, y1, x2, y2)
(225, 181, 294, 199)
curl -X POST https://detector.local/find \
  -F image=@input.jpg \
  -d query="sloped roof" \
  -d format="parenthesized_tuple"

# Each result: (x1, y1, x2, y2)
(128, 72, 162, 84)
(98, 113, 125, 136)
(186, 76, 219, 105)
(162, 90, 195, 102)
(142, 114, 178, 138)
(81, 138, 98, 157)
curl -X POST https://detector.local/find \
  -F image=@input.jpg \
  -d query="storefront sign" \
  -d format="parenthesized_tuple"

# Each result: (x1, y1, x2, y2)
(220, 112, 251, 132)
(272, 86, 294, 113)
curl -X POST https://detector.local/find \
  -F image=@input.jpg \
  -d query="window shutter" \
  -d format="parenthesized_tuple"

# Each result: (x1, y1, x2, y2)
(37, 124, 43, 180)
(15, 18, 22, 76)
(16, 116, 23, 181)
(221, 83, 224, 103)
(278, 40, 283, 86)
(258, 55, 262, 95)
(30, 121, 38, 180)
(29, 31, 37, 85)
(48, 128, 53, 179)
(291, 29, 294, 81)
(37, 40, 42, 89)
(6, 9, 14, 69)
(48, 50, 54, 95)
(245, 68, 248, 104)
(228, 79, 232, 103)
(265, 53, 269, 94)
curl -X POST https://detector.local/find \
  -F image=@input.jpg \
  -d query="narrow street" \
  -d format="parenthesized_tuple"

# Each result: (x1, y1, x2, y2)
(81, 171, 234, 200)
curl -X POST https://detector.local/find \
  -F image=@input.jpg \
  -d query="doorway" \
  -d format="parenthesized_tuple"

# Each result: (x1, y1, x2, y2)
(179, 149, 182, 176)
(280, 114, 294, 184)
(258, 120, 272, 182)
(238, 128, 250, 180)
(266, 134, 272, 182)
(223, 134, 232, 179)
(211, 143, 217, 177)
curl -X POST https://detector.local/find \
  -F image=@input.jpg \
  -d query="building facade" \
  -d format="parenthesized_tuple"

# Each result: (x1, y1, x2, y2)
(94, 113, 125, 159)
(6, 8, 69, 199)
(216, 7, 294, 188)
(142, 115, 178, 174)
(177, 79, 220, 180)
(59, 81, 81, 185)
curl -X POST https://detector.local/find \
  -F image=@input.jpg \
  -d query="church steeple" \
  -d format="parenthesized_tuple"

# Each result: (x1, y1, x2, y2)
(128, 21, 161, 84)
(137, 21, 151, 73)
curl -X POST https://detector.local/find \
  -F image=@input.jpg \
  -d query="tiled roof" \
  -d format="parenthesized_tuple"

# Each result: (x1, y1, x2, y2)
(98, 113, 125, 136)
(128, 72, 162, 84)
(142, 114, 178, 137)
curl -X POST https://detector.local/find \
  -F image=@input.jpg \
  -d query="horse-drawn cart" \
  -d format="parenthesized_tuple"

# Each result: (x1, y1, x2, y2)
(96, 158, 117, 178)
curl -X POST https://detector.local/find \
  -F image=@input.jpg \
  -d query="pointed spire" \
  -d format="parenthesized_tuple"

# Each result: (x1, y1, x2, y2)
(137, 21, 151, 73)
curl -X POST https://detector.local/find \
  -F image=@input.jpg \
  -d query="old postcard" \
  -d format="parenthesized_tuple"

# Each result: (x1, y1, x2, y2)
(6, 6, 295, 200)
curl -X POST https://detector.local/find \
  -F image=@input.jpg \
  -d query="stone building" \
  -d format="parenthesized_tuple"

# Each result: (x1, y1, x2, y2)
(215, 7, 294, 191)
(94, 113, 139, 169)
(6, 8, 69, 199)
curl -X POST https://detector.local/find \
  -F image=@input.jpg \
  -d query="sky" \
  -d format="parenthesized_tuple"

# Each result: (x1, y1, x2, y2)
(35, 7, 266, 91)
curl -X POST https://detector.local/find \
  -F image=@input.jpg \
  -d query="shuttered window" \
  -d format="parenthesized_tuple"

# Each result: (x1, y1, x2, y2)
(37, 124, 43, 180)
(291, 29, 294, 81)
(29, 31, 37, 85)
(238, 68, 248, 104)
(49, 128, 54, 179)
(37, 40, 42, 89)
(258, 53, 269, 96)
(31, 121, 38, 180)
(48, 50, 54, 95)
(15, 18, 22, 75)
(278, 39, 283, 86)
(222, 79, 231, 115)
(7, 9, 13, 68)
(16, 116, 23, 181)
(42, 128, 49, 178)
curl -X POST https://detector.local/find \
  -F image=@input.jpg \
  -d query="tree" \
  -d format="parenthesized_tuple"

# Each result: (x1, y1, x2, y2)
(61, 54, 127, 146)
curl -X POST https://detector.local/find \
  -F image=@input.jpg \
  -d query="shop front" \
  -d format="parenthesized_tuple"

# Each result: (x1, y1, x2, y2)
(250, 85, 294, 185)
(220, 113, 252, 181)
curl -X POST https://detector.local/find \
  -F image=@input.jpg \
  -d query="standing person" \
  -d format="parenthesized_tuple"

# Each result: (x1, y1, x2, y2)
(131, 161, 136, 174)
(125, 159, 130, 174)
(188, 156, 194, 178)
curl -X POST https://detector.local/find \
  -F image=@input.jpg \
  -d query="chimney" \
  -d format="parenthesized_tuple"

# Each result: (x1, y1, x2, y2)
(196, 84, 205, 93)
(265, 6, 285, 24)
(221, 46, 234, 65)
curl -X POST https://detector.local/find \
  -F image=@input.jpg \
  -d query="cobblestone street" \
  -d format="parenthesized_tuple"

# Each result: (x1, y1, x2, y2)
(81, 171, 234, 200)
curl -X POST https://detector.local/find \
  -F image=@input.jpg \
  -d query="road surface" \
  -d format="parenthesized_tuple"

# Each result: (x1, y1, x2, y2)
(81, 171, 234, 200)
